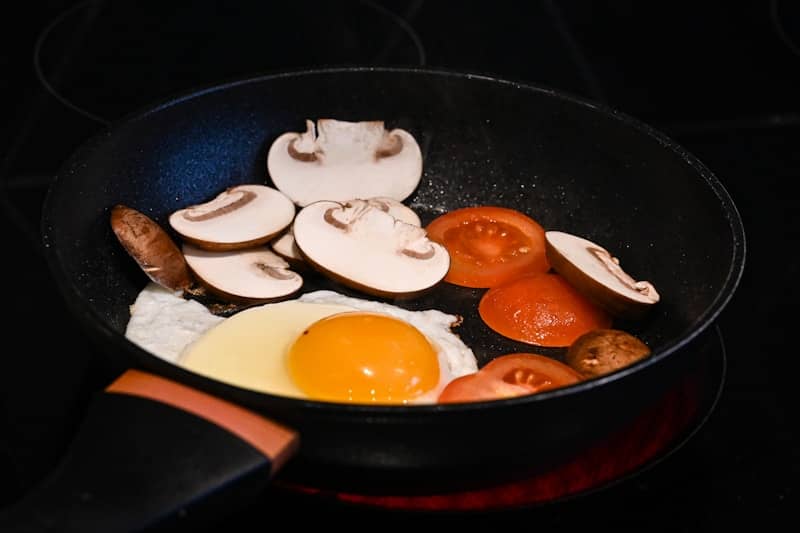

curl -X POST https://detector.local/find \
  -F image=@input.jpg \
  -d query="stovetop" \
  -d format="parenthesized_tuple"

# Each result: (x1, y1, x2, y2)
(1, 0, 797, 529)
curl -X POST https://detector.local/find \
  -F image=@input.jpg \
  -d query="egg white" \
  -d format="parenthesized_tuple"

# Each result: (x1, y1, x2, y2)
(124, 283, 224, 363)
(124, 283, 478, 404)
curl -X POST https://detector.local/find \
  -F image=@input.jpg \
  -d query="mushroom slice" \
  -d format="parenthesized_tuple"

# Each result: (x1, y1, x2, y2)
(362, 196, 421, 227)
(545, 231, 660, 319)
(270, 225, 305, 266)
(110, 204, 193, 292)
(270, 197, 421, 266)
(267, 119, 423, 206)
(565, 329, 651, 378)
(169, 184, 295, 251)
(182, 243, 302, 303)
(293, 200, 449, 298)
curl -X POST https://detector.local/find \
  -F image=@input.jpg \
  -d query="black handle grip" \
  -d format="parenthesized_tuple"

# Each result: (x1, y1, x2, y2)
(0, 372, 299, 532)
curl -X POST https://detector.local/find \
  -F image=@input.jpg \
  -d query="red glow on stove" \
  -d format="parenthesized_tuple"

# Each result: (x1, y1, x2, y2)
(279, 374, 702, 511)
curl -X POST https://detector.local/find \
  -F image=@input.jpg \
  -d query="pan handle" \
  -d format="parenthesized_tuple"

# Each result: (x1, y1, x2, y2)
(0, 370, 300, 532)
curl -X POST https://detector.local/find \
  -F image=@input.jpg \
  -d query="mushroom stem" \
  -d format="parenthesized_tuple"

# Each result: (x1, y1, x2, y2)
(375, 133, 403, 160)
(323, 200, 379, 231)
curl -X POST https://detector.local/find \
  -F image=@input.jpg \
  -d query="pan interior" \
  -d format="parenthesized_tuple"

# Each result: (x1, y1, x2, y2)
(43, 69, 743, 400)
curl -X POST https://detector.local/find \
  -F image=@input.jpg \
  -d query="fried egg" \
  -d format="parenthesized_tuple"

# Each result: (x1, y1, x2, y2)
(125, 284, 477, 404)
(124, 283, 224, 362)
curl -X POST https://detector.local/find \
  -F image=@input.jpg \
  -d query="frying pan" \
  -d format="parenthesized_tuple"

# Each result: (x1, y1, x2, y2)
(7, 67, 744, 530)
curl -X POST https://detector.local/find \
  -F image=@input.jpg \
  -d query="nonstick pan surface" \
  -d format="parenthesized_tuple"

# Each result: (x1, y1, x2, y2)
(39, 67, 744, 497)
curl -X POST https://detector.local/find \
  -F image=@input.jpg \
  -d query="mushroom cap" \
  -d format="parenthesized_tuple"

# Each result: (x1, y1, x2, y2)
(293, 200, 449, 297)
(545, 231, 660, 319)
(110, 204, 193, 292)
(182, 243, 302, 303)
(267, 119, 423, 207)
(565, 328, 652, 378)
(169, 184, 295, 251)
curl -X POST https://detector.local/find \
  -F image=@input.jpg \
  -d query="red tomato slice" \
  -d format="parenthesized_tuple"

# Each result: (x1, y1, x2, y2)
(425, 206, 549, 288)
(438, 353, 582, 403)
(479, 272, 612, 347)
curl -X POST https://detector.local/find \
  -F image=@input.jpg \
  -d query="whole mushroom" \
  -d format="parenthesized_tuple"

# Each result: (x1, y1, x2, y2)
(565, 329, 652, 378)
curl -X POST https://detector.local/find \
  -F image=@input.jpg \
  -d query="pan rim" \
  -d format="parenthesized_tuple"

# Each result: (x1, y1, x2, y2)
(40, 66, 746, 414)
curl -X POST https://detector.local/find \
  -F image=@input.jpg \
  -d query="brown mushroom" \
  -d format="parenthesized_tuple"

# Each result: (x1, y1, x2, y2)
(267, 119, 423, 207)
(110, 204, 193, 292)
(169, 184, 295, 251)
(292, 200, 449, 298)
(565, 328, 652, 378)
(545, 231, 660, 320)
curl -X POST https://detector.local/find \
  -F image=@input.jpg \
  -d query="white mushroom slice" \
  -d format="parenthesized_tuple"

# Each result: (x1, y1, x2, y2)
(182, 243, 302, 303)
(363, 197, 421, 227)
(169, 184, 295, 251)
(267, 119, 423, 206)
(270, 225, 304, 264)
(293, 200, 449, 297)
(270, 197, 420, 267)
(545, 231, 660, 319)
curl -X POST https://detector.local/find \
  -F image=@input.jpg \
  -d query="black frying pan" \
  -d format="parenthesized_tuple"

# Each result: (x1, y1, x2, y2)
(7, 68, 745, 530)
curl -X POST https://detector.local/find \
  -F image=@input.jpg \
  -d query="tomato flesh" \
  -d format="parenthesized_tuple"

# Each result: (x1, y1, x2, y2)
(438, 353, 582, 403)
(479, 272, 612, 347)
(426, 206, 549, 288)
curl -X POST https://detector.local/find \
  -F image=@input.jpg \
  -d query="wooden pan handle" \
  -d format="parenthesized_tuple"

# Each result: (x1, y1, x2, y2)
(0, 370, 300, 532)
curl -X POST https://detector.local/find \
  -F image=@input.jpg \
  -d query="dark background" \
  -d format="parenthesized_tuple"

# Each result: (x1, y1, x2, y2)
(0, 0, 797, 529)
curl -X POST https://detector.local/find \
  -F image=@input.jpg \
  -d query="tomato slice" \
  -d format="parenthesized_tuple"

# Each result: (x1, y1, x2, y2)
(425, 206, 549, 288)
(479, 272, 612, 347)
(438, 353, 582, 403)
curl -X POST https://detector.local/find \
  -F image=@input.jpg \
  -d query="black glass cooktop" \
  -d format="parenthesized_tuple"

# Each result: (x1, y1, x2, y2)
(1, 1, 797, 529)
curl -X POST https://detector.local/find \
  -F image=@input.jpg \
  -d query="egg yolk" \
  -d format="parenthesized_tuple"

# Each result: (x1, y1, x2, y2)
(287, 312, 440, 404)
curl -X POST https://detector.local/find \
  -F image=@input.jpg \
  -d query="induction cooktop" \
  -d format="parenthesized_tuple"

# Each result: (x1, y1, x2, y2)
(1, 1, 797, 530)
